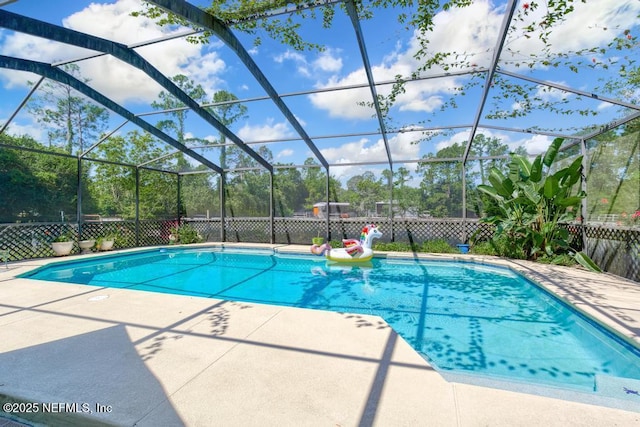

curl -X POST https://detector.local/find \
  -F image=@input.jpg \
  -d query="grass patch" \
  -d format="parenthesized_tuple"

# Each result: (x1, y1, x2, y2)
(373, 239, 457, 254)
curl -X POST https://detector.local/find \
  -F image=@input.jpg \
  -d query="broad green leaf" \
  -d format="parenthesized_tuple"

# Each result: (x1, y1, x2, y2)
(530, 156, 543, 182)
(512, 156, 532, 180)
(508, 159, 521, 183)
(488, 169, 511, 197)
(574, 252, 602, 273)
(477, 184, 504, 202)
(565, 155, 583, 175)
(556, 228, 570, 240)
(551, 237, 569, 249)
(502, 177, 515, 196)
(531, 231, 544, 247)
(512, 196, 537, 206)
(543, 175, 559, 199)
(518, 183, 540, 204)
(552, 168, 566, 183)
(543, 137, 564, 168)
(542, 222, 555, 234)
(562, 156, 583, 187)
(556, 196, 583, 207)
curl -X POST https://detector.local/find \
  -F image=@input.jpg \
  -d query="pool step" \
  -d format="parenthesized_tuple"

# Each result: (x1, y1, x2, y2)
(594, 374, 640, 401)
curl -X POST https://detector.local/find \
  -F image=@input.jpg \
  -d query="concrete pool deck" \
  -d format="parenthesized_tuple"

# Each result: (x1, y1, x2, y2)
(0, 244, 639, 426)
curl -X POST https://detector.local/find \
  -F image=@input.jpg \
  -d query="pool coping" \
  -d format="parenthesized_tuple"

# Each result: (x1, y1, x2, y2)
(1, 244, 640, 426)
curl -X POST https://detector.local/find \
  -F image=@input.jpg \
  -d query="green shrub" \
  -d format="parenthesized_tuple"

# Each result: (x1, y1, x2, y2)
(420, 239, 456, 253)
(373, 239, 456, 253)
(468, 241, 498, 256)
(373, 241, 414, 252)
(171, 224, 203, 244)
(53, 231, 74, 242)
(537, 253, 576, 266)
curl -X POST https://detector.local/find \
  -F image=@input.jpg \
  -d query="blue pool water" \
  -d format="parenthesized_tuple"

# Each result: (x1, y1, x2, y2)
(22, 247, 640, 393)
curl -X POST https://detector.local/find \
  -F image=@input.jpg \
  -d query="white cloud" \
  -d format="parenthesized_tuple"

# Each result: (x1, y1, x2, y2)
(503, 0, 640, 63)
(388, 131, 422, 160)
(0, 0, 226, 104)
(309, 74, 374, 119)
(309, 0, 500, 119)
(597, 101, 613, 111)
(312, 49, 343, 73)
(309, 0, 640, 122)
(535, 82, 571, 103)
(274, 50, 306, 64)
(274, 50, 310, 77)
(436, 130, 470, 152)
(275, 48, 343, 78)
(276, 148, 294, 159)
(518, 134, 552, 155)
(319, 132, 420, 178)
(322, 137, 387, 164)
(0, 69, 41, 90)
(419, 0, 500, 70)
(237, 119, 293, 142)
(1, 119, 43, 140)
(398, 96, 444, 112)
(435, 129, 551, 156)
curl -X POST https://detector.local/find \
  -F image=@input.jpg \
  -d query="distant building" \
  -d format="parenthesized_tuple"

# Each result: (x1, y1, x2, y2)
(312, 202, 350, 218)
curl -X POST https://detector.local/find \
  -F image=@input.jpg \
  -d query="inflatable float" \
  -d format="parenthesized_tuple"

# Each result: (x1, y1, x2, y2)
(310, 224, 382, 263)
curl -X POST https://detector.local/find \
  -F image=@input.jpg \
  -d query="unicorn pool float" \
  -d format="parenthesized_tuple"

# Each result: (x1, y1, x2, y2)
(310, 224, 382, 263)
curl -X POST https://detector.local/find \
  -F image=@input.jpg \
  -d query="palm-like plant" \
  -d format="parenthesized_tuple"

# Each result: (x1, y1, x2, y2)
(477, 137, 600, 271)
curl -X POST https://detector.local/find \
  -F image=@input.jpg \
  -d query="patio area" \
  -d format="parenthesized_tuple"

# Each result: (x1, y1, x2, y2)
(1, 245, 639, 426)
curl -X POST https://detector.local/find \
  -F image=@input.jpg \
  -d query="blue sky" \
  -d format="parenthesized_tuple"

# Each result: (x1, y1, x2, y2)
(1, 0, 639, 181)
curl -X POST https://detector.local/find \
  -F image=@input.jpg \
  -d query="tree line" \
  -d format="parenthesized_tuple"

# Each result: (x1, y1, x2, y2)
(1, 72, 637, 223)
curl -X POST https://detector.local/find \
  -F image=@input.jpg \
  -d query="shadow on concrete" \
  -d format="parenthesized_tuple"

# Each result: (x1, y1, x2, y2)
(510, 260, 640, 340)
(358, 329, 399, 427)
(0, 325, 184, 426)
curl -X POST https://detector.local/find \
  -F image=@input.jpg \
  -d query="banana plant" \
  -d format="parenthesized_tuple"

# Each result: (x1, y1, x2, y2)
(477, 137, 601, 272)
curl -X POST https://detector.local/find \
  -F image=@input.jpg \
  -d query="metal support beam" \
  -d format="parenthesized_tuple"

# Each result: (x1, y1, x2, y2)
(498, 69, 640, 112)
(148, 0, 328, 169)
(77, 157, 83, 236)
(137, 151, 182, 168)
(580, 110, 640, 141)
(0, 55, 223, 175)
(132, 68, 484, 120)
(561, 110, 640, 152)
(226, 0, 343, 25)
(135, 167, 140, 247)
(0, 76, 44, 135)
(580, 138, 587, 247)
(345, 0, 393, 172)
(461, 0, 518, 165)
(220, 173, 226, 242)
(81, 120, 128, 158)
(269, 172, 275, 244)
(325, 167, 330, 241)
(0, 9, 271, 173)
(461, 163, 467, 241)
(177, 174, 182, 220)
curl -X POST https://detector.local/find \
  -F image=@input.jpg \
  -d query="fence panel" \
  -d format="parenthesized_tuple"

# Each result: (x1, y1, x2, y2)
(2, 219, 638, 282)
(583, 226, 639, 282)
(0, 223, 79, 260)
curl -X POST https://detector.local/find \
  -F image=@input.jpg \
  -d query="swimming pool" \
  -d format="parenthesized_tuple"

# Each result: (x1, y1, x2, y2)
(22, 247, 640, 394)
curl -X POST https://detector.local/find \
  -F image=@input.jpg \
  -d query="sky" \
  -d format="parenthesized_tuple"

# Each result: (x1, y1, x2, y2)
(1, 0, 639, 182)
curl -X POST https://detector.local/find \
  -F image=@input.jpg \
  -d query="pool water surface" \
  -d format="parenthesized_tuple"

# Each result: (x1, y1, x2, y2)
(22, 247, 640, 393)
